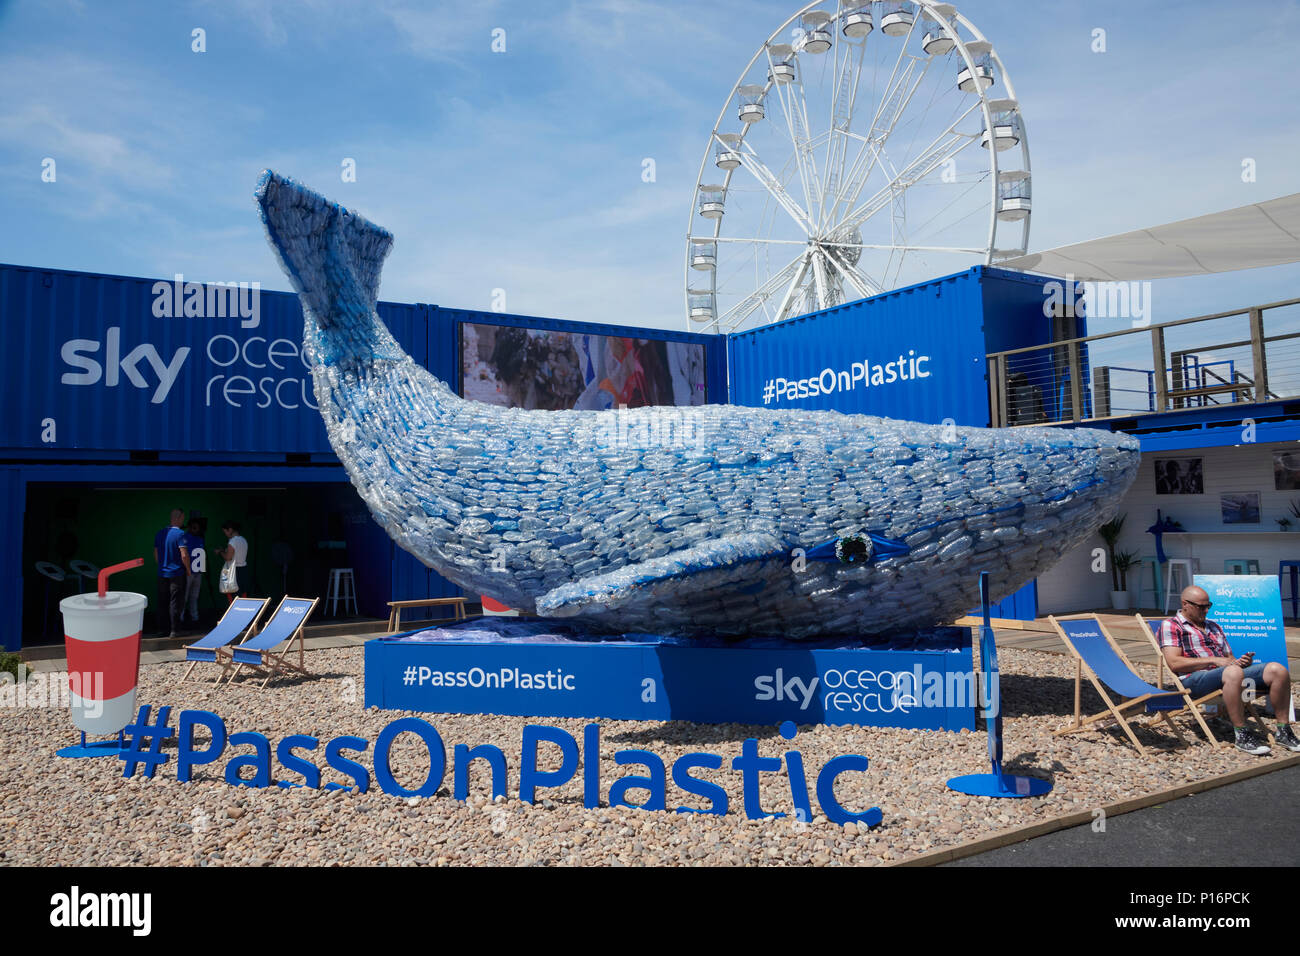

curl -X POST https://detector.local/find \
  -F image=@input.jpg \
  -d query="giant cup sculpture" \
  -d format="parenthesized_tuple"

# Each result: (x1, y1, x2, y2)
(256, 171, 1140, 640)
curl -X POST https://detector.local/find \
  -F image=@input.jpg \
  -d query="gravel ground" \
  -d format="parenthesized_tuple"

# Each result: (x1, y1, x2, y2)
(1, 646, 1293, 867)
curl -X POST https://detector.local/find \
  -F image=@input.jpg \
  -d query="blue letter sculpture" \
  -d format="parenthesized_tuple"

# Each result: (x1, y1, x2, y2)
(255, 171, 1140, 640)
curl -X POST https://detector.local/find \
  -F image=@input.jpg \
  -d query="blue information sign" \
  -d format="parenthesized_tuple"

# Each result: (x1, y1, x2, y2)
(1196, 574, 1293, 720)
(1194, 575, 1289, 668)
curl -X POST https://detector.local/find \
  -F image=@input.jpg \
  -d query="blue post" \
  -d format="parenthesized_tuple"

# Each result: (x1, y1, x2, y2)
(947, 571, 1053, 799)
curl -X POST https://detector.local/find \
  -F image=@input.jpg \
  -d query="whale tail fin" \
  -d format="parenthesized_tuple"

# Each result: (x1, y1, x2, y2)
(255, 169, 393, 313)
(256, 170, 408, 367)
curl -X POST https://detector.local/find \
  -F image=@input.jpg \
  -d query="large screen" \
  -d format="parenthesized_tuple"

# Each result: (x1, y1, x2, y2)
(461, 322, 707, 410)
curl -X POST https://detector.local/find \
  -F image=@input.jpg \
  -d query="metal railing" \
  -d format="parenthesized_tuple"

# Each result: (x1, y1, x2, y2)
(987, 297, 1300, 427)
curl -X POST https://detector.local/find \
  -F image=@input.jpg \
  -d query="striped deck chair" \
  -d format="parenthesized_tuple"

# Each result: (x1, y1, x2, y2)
(1135, 613, 1273, 742)
(181, 597, 268, 683)
(1049, 616, 1218, 756)
(226, 596, 319, 688)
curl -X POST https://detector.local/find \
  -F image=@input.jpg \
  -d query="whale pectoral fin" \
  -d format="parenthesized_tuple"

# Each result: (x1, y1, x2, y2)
(536, 532, 786, 617)
(255, 169, 394, 313)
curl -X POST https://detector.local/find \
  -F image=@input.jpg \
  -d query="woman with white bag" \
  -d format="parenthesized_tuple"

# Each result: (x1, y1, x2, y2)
(219, 519, 251, 604)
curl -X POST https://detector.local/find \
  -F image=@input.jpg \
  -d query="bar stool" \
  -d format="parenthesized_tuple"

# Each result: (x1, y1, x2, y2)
(68, 559, 99, 594)
(34, 561, 66, 641)
(1135, 556, 1164, 610)
(1163, 558, 1200, 613)
(327, 568, 357, 617)
(1224, 558, 1261, 575)
(1280, 560, 1300, 619)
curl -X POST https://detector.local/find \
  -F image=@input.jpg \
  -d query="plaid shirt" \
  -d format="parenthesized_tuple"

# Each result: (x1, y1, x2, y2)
(1158, 611, 1229, 665)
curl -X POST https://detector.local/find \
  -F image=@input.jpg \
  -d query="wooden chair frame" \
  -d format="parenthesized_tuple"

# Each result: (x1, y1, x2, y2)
(1049, 615, 1219, 756)
(180, 598, 269, 685)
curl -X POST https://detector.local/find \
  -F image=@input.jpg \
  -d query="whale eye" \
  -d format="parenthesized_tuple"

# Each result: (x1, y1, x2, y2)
(835, 534, 872, 565)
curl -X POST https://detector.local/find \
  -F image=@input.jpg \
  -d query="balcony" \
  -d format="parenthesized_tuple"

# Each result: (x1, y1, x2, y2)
(987, 296, 1300, 428)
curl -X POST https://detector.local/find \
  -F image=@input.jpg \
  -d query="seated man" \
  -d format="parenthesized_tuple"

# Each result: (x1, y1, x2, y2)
(1159, 585, 1299, 755)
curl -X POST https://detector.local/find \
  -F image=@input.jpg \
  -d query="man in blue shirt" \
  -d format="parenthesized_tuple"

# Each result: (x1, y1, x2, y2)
(152, 508, 191, 639)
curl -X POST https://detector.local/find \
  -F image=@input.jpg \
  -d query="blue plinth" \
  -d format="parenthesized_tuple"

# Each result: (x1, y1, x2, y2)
(946, 773, 1053, 798)
(364, 619, 976, 730)
(56, 738, 126, 759)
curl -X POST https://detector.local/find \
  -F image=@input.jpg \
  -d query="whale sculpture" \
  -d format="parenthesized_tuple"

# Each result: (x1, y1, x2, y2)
(255, 171, 1141, 639)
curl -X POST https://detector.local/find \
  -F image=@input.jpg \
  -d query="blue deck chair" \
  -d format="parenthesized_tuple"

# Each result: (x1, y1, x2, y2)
(1135, 613, 1271, 742)
(226, 596, 319, 688)
(1049, 616, 1218, 755)
(181, 598, 269, 684)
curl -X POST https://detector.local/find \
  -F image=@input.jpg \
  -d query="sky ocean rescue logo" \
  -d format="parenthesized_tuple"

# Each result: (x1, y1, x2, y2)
(58, 273, 322, 413)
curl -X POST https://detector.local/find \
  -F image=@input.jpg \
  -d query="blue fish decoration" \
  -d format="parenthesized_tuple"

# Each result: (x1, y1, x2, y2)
(255, 171, 1141, 639)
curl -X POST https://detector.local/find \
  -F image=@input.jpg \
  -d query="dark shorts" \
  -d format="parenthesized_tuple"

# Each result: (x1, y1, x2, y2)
(1182, 661, 1269, 699)
(235, 563, 251, 596)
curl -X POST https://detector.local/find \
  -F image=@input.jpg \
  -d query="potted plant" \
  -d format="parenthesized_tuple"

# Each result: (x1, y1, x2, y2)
(1097, 515, 1129, 609)
(1113, 551, 1139, 610)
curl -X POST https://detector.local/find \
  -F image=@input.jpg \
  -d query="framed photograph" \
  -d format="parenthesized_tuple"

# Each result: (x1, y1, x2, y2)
(1274, 450, 1300, 490)
(1221, 492, 1261, 525)
(1154, 457, 1203, 495)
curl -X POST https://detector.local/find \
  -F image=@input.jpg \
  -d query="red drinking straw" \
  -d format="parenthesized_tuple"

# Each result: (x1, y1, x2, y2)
(98, 558, 144, 598)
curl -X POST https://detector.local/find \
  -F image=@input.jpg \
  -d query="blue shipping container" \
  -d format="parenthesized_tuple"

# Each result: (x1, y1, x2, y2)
(728, 265, 1069, 428)
(0, 263, 431, 455)
(0, 263, 727, 458)
(0, 262, 729, 647)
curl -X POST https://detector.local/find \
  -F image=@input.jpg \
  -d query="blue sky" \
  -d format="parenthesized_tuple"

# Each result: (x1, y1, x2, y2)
(1, 0, 1298, 334)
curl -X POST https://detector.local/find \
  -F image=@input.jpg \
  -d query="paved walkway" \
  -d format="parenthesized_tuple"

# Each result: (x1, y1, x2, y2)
(945, 764, 1300, 866)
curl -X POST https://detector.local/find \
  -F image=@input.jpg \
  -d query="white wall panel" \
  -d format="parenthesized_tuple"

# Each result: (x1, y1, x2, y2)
(1038, 440, 1300, 614)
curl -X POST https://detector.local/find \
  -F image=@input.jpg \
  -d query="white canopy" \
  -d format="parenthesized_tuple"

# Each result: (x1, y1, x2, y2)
(1001, 192, 1300, 281)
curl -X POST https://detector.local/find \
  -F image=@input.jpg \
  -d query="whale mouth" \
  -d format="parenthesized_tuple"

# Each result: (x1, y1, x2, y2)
(988, 425, 1141, 523)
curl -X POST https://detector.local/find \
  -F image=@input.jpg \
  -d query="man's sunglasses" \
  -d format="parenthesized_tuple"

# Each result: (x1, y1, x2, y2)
(1183, 600, 1212, 610)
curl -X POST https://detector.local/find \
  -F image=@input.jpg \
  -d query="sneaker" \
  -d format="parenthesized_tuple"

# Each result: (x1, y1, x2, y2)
(1234, 727, 1271, 756)
(1274, 725, 1300, 752)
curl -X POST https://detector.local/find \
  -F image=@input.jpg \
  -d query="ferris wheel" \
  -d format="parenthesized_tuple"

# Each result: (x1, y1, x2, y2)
(685, 1, 1031, 333)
